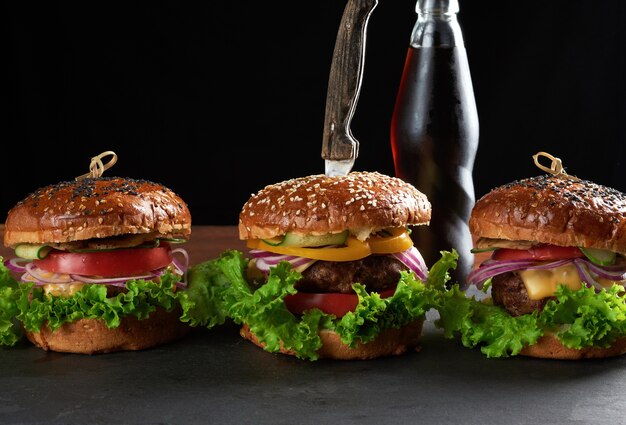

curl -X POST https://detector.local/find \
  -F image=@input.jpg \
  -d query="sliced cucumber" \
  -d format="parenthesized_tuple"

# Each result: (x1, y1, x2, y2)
(283, 231, 348, 247)
(69, 239, 161, 253)
(470, 246, 498, 254)
(158, 238, 187, 244)
(260, 236, 285, 246)
(579, 247, 616, 266)
(15, 244, 52, 259)
(262, 231, 349, 248)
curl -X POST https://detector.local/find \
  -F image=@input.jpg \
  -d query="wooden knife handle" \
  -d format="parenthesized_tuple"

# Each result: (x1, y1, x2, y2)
(321, 0, 378, 161)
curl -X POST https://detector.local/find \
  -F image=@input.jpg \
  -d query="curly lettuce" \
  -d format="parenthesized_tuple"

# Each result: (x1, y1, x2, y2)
(0, 261, 24, 345)
(0, 257, 215, 346)
(187, 249, 459, 360)
(0, 248, 461, 359)
(436, 282, 626, 358)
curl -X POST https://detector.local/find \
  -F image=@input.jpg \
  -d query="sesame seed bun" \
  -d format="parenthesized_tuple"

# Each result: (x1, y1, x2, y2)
(4, 177, 191, 248)
(240, 319, 424, 360)
(239, 171, 431, 241)
(237, 171, 431, 361)
(470, 175, 626, 254)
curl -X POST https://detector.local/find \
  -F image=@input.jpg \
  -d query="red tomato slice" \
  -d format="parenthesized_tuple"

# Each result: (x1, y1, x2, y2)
(34, 247, 173, 277)
(284, 287, 396, 318)
(492, 245, 584, 262)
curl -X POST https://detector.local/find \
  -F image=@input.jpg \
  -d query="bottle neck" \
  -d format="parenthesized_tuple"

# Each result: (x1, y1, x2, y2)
(410, 0, 464, 48)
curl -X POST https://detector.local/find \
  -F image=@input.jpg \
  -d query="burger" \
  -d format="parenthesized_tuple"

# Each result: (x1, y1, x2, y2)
(194, 171, 458, 360)
(438, 164, 626, 359)
(0, 175, 196, 354)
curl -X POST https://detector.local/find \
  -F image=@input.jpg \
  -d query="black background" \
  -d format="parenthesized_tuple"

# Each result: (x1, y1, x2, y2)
(3, 1, 625, 225)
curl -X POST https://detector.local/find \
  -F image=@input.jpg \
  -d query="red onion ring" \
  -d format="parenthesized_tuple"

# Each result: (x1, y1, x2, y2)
(14, 258, 189, 289)
(580, 259, 626, 280)
(249, 249, 281, 259)
(24, 262, 73, 284)
(70, 273, 153, 285)
(251, 246, 430, 282)
(572, 260, 604, 290)
(4, 257, 28, 273)
(466, 260, 540, 289)
(170, 247, 189, 285)
(467, 256, 626, 291)
(254, 255, 316, 274)
(392, 247, 429, 281)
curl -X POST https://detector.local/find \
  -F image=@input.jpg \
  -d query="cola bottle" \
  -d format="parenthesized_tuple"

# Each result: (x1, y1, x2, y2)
(390, 0, 479, 285)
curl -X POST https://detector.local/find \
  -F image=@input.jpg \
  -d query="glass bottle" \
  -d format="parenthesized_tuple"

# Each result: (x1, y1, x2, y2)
(390, 0, 479, 285)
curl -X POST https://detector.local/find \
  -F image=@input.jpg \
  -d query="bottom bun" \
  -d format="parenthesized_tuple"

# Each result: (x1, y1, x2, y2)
(240, 319, 424, 360)
(519, 334, 626, 360)
(25, 307, 191, 354)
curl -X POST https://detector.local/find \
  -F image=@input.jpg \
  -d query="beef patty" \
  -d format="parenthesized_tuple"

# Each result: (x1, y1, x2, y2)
(491, 272, 552, 316)
(295, 255, 409, 294)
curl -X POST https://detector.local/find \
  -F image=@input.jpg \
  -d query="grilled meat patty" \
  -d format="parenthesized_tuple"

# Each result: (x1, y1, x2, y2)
(491, 272, 552, 316)
(295, 255, 409, 294)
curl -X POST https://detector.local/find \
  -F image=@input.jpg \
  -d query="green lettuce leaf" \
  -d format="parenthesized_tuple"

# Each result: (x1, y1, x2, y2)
(436, 285, 542, 357)
(320, 271, 442, 353)
(436, 282, 626, 358)
(0, 259, 24, 345)
(19, 270, 182, 333)
(0, 256, 192, 346)
(193, 250, 325, 360)
(539, 284, 626, 349)
(196, 249, 458, 361)
(178, 258, 231, 328)
(426, 249, 458, 291)
(334, 249, 459, 347)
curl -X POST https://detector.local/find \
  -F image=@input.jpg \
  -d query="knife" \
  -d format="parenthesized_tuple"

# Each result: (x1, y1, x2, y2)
(321, 0, 378, 176)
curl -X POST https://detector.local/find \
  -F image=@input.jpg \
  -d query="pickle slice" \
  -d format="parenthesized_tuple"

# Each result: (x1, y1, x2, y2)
(579, 247, 616, 266)
(15, 244, 52, 260)
(262, 231, 349, 248)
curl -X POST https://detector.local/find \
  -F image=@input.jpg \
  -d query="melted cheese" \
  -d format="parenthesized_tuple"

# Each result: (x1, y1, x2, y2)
(21, 272, 86, 297)
(42, 283, 85, 297)
(519, 263, 623, 300)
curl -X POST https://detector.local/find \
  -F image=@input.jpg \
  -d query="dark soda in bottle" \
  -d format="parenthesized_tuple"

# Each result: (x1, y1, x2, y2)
(390, 0, 479, 285)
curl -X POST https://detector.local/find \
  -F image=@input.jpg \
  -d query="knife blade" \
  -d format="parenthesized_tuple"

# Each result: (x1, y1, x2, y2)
(321, 0, 378, 176)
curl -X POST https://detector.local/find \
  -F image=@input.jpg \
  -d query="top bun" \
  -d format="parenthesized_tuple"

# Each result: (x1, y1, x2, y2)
(4, 177, 191, 247)
(239, 171, 431, 241)
(470, 175, 626, 254)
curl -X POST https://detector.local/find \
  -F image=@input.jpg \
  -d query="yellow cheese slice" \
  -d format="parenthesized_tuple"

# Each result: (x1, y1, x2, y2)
(246, 228, 414, 261)
(368, 228, 414, 254)
(247, 236, 371, 262)
(42, 282, 85, 297)
(519, 263, 622, 300)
